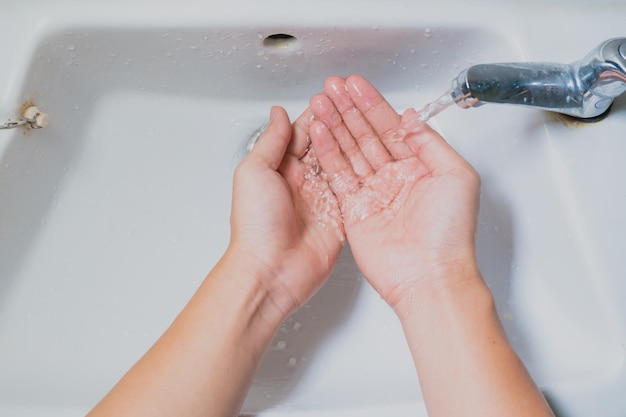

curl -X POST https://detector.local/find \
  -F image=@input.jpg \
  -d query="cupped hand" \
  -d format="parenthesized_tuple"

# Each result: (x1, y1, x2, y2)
(228, 106, 344, 317)
(308, 75, 481, 309)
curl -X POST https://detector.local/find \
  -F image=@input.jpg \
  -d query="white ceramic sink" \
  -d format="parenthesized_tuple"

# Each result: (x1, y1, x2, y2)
(0, 1, 625, 416)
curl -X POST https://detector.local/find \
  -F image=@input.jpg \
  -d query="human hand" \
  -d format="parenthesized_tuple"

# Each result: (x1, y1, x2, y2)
(228, 106, 344, 318)
(308, 75, 481, 311)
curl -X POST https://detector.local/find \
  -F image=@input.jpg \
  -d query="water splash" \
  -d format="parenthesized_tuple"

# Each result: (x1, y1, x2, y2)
(415, 90, 454, 123)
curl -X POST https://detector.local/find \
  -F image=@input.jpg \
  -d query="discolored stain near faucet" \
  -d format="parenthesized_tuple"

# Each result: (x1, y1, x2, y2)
(15, 100, 49, 133)
(0, 100, 40, 134)
(551, 104, 613, 129)
(18, 99, 37, 116)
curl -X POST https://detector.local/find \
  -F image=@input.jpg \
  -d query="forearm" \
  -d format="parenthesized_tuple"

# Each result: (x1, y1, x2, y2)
(88, 249, 285, 417)
(395, 264, 554, 417)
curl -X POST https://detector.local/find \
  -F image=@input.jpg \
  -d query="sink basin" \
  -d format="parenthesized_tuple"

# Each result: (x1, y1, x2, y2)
(0, 1, 625, 416)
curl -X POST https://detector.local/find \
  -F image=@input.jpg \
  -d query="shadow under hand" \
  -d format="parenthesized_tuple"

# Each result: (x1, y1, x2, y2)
(242, 245, 363, 413)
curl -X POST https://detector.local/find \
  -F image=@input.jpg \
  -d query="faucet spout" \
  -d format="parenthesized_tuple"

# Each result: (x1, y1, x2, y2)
(451, 38, 626, 120)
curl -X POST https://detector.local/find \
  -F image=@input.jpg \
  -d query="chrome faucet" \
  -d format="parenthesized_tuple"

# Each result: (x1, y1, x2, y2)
(451, 38, 626, 120)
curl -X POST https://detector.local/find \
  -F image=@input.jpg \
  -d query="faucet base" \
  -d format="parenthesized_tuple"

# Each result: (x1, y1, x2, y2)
(562, 104, 613, 124)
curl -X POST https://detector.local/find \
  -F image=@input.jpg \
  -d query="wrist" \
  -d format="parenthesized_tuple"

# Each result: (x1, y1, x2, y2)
(214, 245, 293, 329)
(390, 256, 487, 323)
(121, 247, 290, 417)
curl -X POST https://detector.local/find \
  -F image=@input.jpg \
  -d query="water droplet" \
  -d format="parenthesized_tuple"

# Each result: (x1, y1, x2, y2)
(501, 312, 514, 321)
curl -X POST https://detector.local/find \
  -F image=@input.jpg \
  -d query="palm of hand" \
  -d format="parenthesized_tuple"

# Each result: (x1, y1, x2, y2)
(231, 108, 344, 314)
(309, 75, 479, 306)
(346, 157, 478, 304)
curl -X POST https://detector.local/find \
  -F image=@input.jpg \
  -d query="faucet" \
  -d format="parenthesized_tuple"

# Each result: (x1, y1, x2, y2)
(451, 38, 626, 120)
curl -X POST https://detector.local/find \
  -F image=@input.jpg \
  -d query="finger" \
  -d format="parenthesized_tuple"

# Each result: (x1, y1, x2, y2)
(288, 107, 313, 159)
(324, 77, 392, 170)
(277, 153, 307, 190)
(309, 119, 359, 200)
(345, 74, 413, 160)
(323, 76, 393, 169)
(248, 106, 292, 170)
(310, 92, 374, 179)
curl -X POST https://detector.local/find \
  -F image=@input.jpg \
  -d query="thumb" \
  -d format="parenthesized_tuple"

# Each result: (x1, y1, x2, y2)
(248, 106, 292, 170)
(401, 109, 472, 176)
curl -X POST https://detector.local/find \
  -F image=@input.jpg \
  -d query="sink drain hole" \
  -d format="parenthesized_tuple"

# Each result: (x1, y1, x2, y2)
(263, 33, 299, 49)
